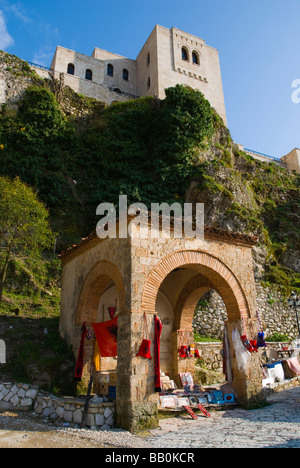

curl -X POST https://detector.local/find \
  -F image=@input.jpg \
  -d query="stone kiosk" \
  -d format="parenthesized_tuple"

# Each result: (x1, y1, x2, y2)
(59, 216, 263, 432)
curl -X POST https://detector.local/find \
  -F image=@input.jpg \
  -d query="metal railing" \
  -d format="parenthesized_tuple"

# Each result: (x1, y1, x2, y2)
(244, 148, 281, 162)
(28, 61, 52, 71)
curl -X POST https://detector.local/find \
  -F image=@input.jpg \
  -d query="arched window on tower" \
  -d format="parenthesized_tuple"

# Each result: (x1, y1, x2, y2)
(85, 69, 93, 81)
(67, 63, 75, 75)
(192, 51, 200, 65)
(182, 47, 189, 61)
(107, 63, 114, 77)
(123, 69, 129, 81)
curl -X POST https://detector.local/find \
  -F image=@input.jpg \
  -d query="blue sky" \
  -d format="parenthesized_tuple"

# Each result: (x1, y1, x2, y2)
(0, 0, 299, 158)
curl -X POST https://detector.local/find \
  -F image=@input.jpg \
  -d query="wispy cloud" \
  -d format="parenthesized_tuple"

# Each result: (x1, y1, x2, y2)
(0, 1, 31, 23)
(32, 45, 54, 67)
(8, 3, 32, 24)
(0, 2, 58, 66)
(0, 10, 14, 50)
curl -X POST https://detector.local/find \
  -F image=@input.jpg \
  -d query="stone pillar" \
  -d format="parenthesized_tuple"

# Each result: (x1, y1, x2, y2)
(116, 311, 159, 433)
(225, 320, 263, 407)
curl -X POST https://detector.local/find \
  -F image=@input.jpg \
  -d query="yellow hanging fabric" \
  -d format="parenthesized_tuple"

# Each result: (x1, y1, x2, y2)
(93, 340, 101, 372)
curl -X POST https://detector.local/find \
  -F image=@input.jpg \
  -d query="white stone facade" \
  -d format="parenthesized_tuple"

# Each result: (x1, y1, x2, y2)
(281, 148, 300, 174)
(47, 25, 227, 124)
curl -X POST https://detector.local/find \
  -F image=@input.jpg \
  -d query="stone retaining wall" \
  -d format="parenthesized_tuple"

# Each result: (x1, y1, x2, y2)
(0, 382, 115, 429)
(34, 394, 115, 428)
(196, 342, 223, 372)
(196, 342, 300, 373)
(193, 282, 299, 341)
(0, 382, 38, 411)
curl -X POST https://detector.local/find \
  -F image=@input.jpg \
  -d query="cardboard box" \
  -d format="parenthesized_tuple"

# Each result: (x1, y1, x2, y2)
(109, 373, 117, 386)
(100, 382, 109, 395)
(99, 373, 110, 384)
(159, 395, 178, 409)
(161, 380, 176, 390)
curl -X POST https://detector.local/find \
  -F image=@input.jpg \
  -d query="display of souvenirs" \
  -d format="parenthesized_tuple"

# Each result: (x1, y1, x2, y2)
(180, 371, 194, 389)
(178, 331, 199, 359)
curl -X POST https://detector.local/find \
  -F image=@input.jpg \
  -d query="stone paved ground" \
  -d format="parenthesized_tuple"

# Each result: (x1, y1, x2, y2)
(0, 387, 299, 448)
(145, 387, 300, 449)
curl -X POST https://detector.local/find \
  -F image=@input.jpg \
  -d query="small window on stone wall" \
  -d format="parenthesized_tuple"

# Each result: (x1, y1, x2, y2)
(123, 69, 129, 81)
(192, 51, 200, 65)
(107, 63, 114, 77)
(85, 69, 93, 81)
(67, 63, 75, 75)
(182, 47, 189, 61)
(147, 77, 151, 89)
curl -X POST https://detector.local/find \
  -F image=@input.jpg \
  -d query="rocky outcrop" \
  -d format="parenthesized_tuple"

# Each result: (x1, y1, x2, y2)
(0, 51, 42, 108)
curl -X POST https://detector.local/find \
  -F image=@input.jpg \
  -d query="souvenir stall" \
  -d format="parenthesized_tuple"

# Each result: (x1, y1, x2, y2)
(73, 306, 300, 424)
(74, 316, 118, 400)
(59, 219, 266, 431)
(74, 284, 120, 404)
(261, 340, 300, 387)
(157, 327, 237, 419)
(254, 310, 300, 388)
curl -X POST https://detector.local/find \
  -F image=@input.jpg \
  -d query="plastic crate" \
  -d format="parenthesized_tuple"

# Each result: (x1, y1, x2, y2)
(108, 385, 116, 399)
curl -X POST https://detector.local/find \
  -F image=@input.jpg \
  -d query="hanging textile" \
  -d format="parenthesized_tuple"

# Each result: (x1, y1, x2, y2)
(240, 318, 255, 352)
(108, 307, 116, 319)
(256, 311, 267, 348)
(74, 322, 88, 382)
(93, 340, 101, 372)
(136, 313, 152, 359)
(232, 326, 251, 374)
(223, 327, 233, 384)
(92, 317, 118, 358)
(154, 315, 163, 392)
(285, 357, 300, 376)
(178, 331, 191, 358)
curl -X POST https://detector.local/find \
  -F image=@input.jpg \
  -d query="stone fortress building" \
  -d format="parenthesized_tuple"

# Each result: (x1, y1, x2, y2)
(30, 24, 299, 173)
(49, 25, 227, 125)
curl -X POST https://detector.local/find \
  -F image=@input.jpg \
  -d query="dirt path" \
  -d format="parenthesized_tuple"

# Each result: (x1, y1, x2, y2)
(0, 411, 152, 449)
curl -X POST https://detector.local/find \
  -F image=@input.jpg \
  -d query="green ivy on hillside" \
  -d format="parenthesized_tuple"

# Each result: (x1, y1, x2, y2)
(0, 84, 214, 241)
(0, 81, 299, 289)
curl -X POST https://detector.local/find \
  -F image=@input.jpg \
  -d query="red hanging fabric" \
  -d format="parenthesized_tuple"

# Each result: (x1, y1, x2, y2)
(240, 318, 255, 352)
(74, 322, 87, 382)
(154, 316, 163, 392)
(92, 317, 118, 357)
(108, 307, 116, 319)
(136, 313, 152, 359)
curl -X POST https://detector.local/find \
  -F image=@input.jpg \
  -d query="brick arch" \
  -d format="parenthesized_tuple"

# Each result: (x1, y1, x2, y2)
(142, 250, 251, 321)
(75, 260, 126, 325)
(174, 274, 214, 330)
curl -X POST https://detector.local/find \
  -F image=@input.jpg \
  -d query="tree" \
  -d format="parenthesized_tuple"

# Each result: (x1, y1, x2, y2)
(0, 86, 72, 209)
(18, 86, 67, 138)
(0, 176, 54, 303)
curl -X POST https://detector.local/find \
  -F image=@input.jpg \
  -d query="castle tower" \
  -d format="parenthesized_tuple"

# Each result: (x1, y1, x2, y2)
(48, 25, 227, 124)
(136, 26, 227, 124)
